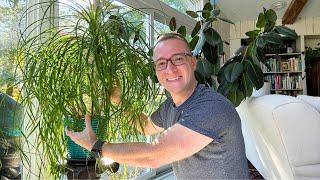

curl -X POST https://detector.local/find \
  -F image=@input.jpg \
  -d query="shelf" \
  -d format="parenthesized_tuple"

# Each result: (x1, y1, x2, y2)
(264, 71, 302, 74)
(270, 89, 303, 91)
(265, 52, 301, 56)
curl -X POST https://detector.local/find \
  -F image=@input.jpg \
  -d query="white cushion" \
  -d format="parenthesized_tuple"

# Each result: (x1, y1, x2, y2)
(297, 95, 320, 113)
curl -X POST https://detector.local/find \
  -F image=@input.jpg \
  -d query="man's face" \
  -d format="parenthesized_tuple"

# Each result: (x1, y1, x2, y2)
(153, 39, 197, 96)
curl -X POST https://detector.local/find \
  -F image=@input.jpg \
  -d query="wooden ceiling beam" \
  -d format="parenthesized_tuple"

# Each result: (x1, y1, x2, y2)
(282, 0, 308, 25)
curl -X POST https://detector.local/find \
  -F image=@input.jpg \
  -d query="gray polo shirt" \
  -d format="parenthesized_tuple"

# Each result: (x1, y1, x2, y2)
(151, 84, 249, 179)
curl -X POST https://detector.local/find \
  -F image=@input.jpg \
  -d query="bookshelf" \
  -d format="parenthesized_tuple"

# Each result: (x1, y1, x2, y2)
(239, 36, 308, 97)
(263, 52, 305, 96)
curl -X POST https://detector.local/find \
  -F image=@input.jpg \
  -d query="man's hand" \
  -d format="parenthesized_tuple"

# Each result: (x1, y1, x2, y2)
(65, 114, 98, 150)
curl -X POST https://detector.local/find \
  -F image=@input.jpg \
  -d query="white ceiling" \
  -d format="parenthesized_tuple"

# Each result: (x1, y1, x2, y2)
(214, 0, 320, 22)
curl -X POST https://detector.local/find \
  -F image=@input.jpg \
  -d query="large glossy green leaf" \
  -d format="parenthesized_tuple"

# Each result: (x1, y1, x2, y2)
(249, 43, 259, 64)
(275, 26, 298, 39)
(217, 41, 223, 55)
(216, 16, 235, 24)
(202, 2, 213, 19)
(191, 21, 201, 37)
(169, 17, 176, 31)
(195, 70, 206, 84)
(265, 9, 277, 23)
(189, 35, 199, 50)
(256, 13, 265, 28)
(186, 10, 198, 18)
(256, 36, 266, 48)
(217, 80, 232, 95)
(224, 62, 244, 82)
(203, 28, 222, 46)
(218, 59, 233, 83)
(196, 59, 215, 78)
(261, 31, 282, 44)
(202, 42, 218, 64)
(256, 47, 266, 64)
(226, 90, 245, 107)
(245, 29, 260, 39)
(241, 73, 253, 97)
(245, 60, 264, 89)
(264, 21, 275, 32)
(177, 26, 186, 37)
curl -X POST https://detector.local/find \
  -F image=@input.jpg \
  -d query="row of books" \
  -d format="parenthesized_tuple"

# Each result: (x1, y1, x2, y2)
(261, 57, 302, 72)
(273, 90, 302, 96)
(265, 74, 303, 90)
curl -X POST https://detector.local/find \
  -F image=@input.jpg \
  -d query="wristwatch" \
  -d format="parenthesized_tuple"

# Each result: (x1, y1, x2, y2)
(91, 140, 105, 158)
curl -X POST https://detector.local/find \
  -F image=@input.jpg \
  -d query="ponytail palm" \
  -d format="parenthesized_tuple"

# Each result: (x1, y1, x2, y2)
(19, 0, 159, 177)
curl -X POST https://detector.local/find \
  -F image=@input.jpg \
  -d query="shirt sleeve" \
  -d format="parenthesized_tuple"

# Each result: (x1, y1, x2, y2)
(150, 107, 163, 128)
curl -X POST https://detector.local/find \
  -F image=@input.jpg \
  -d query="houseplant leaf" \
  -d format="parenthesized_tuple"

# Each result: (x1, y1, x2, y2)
(196, 59, 215, 78)
(226, 90, 245, 107)
(244, 60, 264, 89)
(169, 17, 176, 31)
(240, 73, 254, 97)
(224, 62, 244, 82)
(264, 9, 277, 24)
(177, 25, 186, 37)
(203, 28, 222, 46)
(256, 36, 267, 48)
(202, 42, 218, 64)
(186, 10, 198, 18)
(189, 35, 199, 50)
(202, 2, 213, 20)
(191, 21, 201, 37)
(256, 12, 265, 28)
(261, 31, 282, 45)
(275, 26, 298, 39)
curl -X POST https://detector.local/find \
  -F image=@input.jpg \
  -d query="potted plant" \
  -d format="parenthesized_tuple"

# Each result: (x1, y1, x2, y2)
(0, 93, 23, 179)
(18, 0, 159, 178)
(170, 4, 297, 106)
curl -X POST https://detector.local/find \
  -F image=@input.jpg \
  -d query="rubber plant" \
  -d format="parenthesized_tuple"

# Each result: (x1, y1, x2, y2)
(18, 0, 159, 178)
(170, 4, 298, 106)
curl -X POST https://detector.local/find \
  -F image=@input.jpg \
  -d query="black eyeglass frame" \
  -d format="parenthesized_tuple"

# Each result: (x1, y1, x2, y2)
(153, 53, 192, 71)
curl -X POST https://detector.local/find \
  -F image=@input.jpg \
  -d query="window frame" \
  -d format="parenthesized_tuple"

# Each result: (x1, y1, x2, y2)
(22, 0, 202, 179)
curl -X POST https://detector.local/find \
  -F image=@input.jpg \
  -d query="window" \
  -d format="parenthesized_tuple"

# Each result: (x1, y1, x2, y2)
(0, 0, 26, 98)
(20, 0, 201, 179)
(160, 0, 198, 13)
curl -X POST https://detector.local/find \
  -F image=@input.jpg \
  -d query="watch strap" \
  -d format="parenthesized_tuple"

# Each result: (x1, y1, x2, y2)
(91, 140, 105, 158)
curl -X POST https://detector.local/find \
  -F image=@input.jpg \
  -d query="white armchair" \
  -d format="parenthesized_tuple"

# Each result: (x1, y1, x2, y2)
(237, 94, 320, 179)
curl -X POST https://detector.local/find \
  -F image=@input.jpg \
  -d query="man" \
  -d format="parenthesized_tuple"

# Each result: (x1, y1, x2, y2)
(66, 32, 249, 179)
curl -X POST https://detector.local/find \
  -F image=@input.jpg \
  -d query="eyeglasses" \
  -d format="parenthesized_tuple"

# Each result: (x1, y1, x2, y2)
(154, 53, 192, 71)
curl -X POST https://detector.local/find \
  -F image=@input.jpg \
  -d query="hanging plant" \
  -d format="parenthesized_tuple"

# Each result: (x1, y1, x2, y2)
(18, 0, 159, 178)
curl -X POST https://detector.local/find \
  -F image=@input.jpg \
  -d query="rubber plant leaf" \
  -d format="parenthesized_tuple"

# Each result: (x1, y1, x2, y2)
(275, 26, 298, 39)
(177, 26, 186, 37)
(169, 17, 176, 31)
(202, 2, 213, 20)
(186, 10, 199, 18)
(203, 28, 222, 46)
(191, 21, 201, 38)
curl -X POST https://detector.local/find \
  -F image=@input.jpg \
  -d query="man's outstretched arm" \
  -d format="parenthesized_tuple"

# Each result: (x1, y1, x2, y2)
(65, 115, 213, 168)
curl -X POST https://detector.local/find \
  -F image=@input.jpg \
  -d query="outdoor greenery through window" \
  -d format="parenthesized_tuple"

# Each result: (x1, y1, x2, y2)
(0, 0, 26, 100)
(1, 0, 199, 179)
